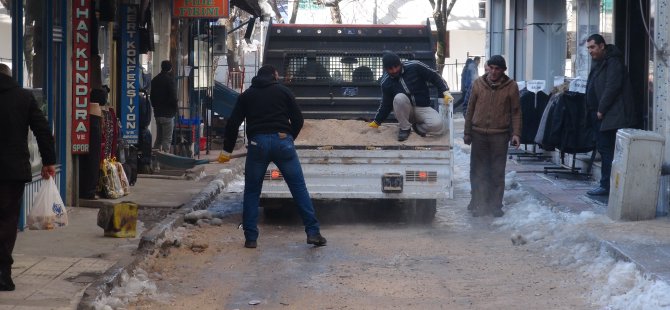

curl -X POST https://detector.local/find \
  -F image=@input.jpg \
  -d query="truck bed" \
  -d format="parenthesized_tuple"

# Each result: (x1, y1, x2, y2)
(295, 119, 451, 148)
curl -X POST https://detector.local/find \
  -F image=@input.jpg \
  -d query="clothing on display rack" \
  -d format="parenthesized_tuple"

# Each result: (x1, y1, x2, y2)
(548, 91, 594, 153)
(519, 89, 549, 145)
(534, 84, 595, 176)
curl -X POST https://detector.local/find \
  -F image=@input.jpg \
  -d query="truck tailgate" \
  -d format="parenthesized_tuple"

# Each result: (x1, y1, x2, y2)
(261, 148, 453, 200)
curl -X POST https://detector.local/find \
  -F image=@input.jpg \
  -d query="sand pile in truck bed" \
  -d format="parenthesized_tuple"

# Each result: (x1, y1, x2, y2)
(295, 119, 450, 147)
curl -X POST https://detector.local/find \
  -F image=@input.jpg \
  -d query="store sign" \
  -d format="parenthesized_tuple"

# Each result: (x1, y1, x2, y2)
(173, 0, 229, 18)
(120, 4, 140, 144)
(71, 0, 91, 154)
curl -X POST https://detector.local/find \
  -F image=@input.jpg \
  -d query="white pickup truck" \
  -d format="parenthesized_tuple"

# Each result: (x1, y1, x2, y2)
(258, 22, 453, 221)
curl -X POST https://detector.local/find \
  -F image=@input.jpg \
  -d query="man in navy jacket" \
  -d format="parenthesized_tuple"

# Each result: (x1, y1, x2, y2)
(369, 52, 452, 141)
(219, 65, 326, 249)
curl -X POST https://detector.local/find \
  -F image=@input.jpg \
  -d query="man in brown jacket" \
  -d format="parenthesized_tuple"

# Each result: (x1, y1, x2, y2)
(463, 55, 521, 217)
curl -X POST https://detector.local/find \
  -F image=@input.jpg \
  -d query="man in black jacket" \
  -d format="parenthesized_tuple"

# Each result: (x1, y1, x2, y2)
(369, 52, 452, 141)
(0, 64, 56, 291)
(219, 65, 326, 249)
(585, 34, 636, 196)
(150, 60, 178, 152)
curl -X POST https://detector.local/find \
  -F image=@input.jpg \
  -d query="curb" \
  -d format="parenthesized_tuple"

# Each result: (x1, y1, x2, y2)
(77, 159, 245, 310)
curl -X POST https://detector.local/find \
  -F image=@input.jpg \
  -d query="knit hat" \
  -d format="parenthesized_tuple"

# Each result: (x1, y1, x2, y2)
(382, 53, 402, 69)
(487, 55, 507, 69)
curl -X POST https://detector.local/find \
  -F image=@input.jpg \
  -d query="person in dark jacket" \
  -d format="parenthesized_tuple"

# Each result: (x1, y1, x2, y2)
(0, 64, 56, 291)
(219, 65, 326, 249)
(457, 56, 480, 116)
(369, 52, 452, 141)
(585, 34, 637, 196)
(150, 60, 178, 152)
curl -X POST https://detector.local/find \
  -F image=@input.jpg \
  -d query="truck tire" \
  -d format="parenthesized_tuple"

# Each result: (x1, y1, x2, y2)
(403, 199, 437, 223)
(262, 198, 293, 219)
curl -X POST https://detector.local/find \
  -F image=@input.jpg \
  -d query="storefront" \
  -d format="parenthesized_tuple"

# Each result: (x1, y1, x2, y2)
(486, 0, 670, 212)
(1, 0, 68, 227)
(486, 0, 654, 130)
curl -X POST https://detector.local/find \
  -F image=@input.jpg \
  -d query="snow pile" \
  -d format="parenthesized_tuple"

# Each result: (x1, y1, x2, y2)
(92, 268, 169, 309)
(224, 175, 245, 193)
(493, 175, 670, 310)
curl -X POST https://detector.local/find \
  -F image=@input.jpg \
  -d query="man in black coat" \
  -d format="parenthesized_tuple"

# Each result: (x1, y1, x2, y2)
(0, 64, 56, 291)
(585, 34, 637, 196)
(219, 65, 326, 249)
(150, 60, 178, 152)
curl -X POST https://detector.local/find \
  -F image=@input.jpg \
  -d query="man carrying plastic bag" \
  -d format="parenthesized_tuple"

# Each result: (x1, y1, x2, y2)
(0, 64, 56, 292)
(27, 178, 67, 230)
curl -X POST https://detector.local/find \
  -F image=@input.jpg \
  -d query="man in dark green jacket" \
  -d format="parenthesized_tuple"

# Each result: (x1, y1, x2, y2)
(585, 34, 637, 196)
(0, 64, 56, 291)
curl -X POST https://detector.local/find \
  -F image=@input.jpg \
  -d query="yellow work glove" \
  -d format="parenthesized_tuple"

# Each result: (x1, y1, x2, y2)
(217, 151, 231, 163)
(368, 121, 380, 128)
(443, 91, 453, 105)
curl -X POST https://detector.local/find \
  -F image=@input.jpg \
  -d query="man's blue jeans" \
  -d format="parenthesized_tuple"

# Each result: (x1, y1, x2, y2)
(243, 133, 320, 241)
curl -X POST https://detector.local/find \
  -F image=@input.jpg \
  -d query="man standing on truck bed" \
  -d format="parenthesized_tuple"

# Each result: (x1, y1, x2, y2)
(369, 52, 453, 141)
(218, 65, 327, 249)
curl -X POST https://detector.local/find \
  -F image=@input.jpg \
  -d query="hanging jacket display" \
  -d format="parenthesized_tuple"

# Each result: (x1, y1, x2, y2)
(537, 90, 594, 154)
(535, 92, 561, 150)
(519, 89, 550, 144)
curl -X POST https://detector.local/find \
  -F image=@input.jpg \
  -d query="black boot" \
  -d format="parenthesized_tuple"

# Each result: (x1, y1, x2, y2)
(397, 129, 411, 141)
(0, 266, 15, 291)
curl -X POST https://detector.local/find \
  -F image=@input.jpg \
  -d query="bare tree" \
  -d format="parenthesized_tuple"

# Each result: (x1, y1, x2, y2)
(289, 0, 299, 23)
(429, 0, 457, 74)
(287, 0, 342, 24)
(322, 0, 343, 24)
(270, 0, 285, 23)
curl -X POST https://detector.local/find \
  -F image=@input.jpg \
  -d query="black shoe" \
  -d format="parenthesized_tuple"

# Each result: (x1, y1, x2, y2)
(412, 124, 426, 137)
(397, 129, 411, 141)
(0, 268, 15, 291)
(492, 209, 505, 218)
(307, 234, 327, 247)
(587, 187, 609, 196)
(244, 240, 257, 248)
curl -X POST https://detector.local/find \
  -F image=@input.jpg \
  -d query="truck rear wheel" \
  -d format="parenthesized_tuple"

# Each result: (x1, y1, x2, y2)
(402, 199, 437, 223)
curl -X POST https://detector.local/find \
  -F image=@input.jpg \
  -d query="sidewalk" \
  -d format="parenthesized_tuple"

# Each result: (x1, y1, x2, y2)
(508, 157, 670, 283)
(1, 150, 245, 310)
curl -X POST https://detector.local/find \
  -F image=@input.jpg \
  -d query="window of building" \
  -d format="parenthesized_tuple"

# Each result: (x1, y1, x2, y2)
(479, 1, 486, 19)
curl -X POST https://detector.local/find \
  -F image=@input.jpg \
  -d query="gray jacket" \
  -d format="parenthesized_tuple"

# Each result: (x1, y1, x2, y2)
(586, 44, 636, 131)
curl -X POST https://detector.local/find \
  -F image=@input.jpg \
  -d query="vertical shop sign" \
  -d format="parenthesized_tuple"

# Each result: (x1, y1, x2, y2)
(71, 0, 91, 154)
(120, 4, 140, 144)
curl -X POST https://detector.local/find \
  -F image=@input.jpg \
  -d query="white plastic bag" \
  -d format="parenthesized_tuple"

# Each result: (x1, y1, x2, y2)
(27, 178, 68, 230)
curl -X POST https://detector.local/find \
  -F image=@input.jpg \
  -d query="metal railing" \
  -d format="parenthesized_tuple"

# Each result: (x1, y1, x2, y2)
(18, 167, 62, 231)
